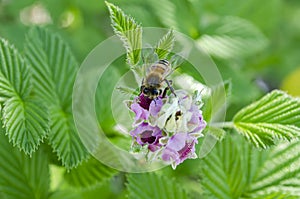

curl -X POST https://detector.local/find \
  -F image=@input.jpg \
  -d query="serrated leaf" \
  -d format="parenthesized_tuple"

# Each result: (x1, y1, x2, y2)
(197, 16, 268, 59)
(0, 38, 31, 102)
(24, 27, 88, 169)
(155, 29, 175, 59)
(245, 141, 300, 197)
(127, 173, 188, 199)
(106, 1, 142, 66)
(201, 136, 247, 199)
(64, 157, 118, 188)
(201, 135, 300, 198)
(0, 38, 48, 155)
(3, 96, 49, 155)
(233, 90, 300, 148)
(0, 132, 49, 199)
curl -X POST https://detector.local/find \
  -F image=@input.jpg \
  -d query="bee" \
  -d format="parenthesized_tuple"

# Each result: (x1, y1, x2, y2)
(140, 59, 176, 99)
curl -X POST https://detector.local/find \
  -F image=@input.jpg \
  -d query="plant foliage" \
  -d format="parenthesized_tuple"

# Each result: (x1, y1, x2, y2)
(0, 39, 49, 155)
(201, 135, 300, 198)
(233, 90, 300, 148)
(106, 1, 142, 67)
(24, 27, 89, 169)
(127, 173, 188, 199)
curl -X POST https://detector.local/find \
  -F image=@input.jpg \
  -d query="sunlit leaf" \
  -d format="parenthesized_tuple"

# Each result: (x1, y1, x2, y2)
(233, 90, 300, 148)
(24, 27, 88, 168)
(127, 173, 188, 199)
(106, 1, 142, 66)
(197, 16, 268, 59)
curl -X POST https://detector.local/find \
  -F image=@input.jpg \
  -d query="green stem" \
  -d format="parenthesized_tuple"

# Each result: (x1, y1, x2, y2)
(210, 121, 234, 129)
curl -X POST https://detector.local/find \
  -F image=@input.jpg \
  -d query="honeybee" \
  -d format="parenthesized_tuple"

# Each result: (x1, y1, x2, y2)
(140, 59, 176, 99)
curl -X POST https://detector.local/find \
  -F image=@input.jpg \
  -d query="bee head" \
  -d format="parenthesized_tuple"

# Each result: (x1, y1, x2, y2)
(141, 86, 161, 99)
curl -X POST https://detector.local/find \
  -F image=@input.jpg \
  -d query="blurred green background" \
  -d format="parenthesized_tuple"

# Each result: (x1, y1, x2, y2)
(1, 0, 299, 120)
(1, 0, 300, 198)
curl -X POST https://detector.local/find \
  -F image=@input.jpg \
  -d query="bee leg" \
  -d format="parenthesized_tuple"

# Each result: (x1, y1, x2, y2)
(164, 79, 176, 97)
(162, 87, 169, 98)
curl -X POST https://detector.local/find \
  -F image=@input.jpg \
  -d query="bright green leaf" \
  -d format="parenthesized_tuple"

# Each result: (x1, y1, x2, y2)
(197, 16, 268, 59)
(24, 27, 88, 169)
(0, 133, 49, 199)
(127, 173, 188, 199)
(155, 29, 175, 59)
(64, 157, 118, 188)
(233, 90, 300, 148)
(106, 1, 142, 66)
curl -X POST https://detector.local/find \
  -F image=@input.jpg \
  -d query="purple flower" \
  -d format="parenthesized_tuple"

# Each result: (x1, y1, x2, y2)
(188, 104, 206, 133)
(161, 133, 197, 169)
(130, 102, 149, 124)
(149, 97, 163, 117)
(130, 122, 162, 152)
(138, 93, 153, 110)
(130, 94, 164, 125)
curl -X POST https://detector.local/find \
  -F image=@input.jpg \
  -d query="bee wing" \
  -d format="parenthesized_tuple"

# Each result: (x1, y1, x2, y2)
(141, 46, 159, 75)
(170, 54, 185, 71)
(162, 54, 185, 79)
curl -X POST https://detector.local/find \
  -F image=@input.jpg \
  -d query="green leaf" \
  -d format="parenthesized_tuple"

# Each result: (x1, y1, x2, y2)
(201, 136, 247, 199)
(24, 27, 88, 169)
(0, 38, 49, 155)
(244, 141, 300, 197)
(3, 96, 49, 155)
(0, 133, 49, 199)
(233, 90, 300, 148)
(127, 173, 188, 199)
(200, 135, 300, 198)
(48, 190, 81, 199)
(64, 157, 118, 188)
(106, 1, 142, 66)
(155, 29, 175, 59)
(197, 16, 268, 59)
(0, 38, 31, 102)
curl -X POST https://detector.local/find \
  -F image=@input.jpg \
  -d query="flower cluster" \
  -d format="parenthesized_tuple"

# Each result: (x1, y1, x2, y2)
(128, 90, 206, 169)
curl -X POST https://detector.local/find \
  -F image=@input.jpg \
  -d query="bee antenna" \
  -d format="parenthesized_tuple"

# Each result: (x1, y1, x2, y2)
(158, 59, 169, 66)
